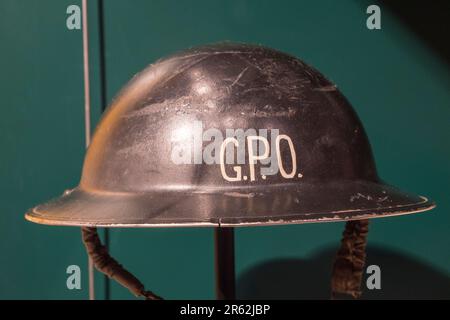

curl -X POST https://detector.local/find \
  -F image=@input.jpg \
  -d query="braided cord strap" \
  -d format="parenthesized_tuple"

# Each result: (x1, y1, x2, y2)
(81, 227, 162, 300)
(331, 219, 369, 299)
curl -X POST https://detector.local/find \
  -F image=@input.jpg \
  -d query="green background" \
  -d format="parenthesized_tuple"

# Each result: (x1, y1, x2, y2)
(0, 0, 448, 299)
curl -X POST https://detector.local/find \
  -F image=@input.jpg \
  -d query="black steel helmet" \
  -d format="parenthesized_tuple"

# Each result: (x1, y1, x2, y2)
(26, 43, 433, 227)
(25, 43, 435, 299)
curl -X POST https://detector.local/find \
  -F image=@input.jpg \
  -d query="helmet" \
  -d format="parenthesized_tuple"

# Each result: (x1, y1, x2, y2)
(26, 43, 434, 227)
(25, 43, 435, 299)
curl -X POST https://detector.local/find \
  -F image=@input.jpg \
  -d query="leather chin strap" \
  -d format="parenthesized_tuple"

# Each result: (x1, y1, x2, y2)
(82, 219, 368, 300)
(331, 219, 369, 299)
(81, 227, 162, 300)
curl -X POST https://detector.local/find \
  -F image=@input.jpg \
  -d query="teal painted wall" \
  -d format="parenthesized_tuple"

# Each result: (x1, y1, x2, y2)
(0, 0, 448, 299)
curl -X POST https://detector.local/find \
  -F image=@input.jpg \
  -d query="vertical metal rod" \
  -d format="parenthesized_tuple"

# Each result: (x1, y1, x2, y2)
(81, 0, 95, 301)
(214, 227, 236, 300)
(82, 0, 91, 146)
(96, 0, 110, 300)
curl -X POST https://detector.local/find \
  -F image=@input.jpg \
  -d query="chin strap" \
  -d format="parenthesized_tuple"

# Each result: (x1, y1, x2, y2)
(331, 219, 369, 299)
(81, 227, 162, 300)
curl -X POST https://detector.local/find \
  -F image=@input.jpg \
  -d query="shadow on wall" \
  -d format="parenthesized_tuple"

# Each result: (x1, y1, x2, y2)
(237, 246, 450, 299)
(379, 0, 450, 68)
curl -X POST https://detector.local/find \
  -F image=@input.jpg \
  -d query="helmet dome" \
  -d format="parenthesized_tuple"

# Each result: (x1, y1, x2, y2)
(26, 43, 434, 227)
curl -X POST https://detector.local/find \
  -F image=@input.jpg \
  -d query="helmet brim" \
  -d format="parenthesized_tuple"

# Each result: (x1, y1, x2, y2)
(25, 180, 434, 227)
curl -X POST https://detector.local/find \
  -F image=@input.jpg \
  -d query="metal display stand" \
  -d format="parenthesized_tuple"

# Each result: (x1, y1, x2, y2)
(214, 228, 236, 300)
